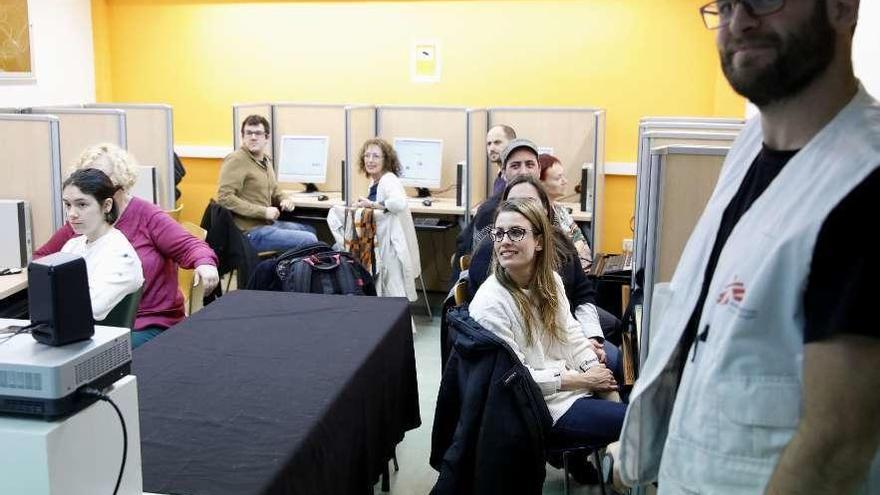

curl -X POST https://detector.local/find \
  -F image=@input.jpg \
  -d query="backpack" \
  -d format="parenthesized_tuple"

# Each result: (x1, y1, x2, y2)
(275, 242, 376, 296)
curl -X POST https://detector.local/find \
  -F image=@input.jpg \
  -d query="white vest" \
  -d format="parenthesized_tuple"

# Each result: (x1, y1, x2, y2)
(619, 85, 880, 493)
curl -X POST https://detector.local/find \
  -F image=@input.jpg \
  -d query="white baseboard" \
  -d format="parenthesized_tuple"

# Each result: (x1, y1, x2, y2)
(604, 161, 636, 176)
(174, 144, 233, 159)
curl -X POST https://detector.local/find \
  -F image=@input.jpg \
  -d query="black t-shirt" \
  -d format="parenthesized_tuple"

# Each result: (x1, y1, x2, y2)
(683, 146, 879, 350)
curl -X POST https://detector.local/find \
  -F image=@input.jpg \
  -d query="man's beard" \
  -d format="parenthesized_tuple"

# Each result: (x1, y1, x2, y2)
(720, 0, 836, 107)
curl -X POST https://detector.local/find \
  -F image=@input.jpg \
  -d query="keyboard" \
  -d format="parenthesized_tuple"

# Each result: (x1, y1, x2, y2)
(590, 252, 633, 277)
(413, 217, 441, 227)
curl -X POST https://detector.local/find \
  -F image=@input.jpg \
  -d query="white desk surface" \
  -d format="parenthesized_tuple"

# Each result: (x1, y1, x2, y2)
(408, 197, 465, 216)
(0, 272, 27, 300)
(283, 190, 345, 210)
(558, 201, 593, 222)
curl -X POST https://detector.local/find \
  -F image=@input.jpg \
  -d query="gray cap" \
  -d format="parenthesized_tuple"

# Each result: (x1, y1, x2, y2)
(501, 138, 539, 168)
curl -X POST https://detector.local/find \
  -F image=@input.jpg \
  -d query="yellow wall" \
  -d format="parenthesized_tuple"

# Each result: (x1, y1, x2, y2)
(94, 0, 745, 252)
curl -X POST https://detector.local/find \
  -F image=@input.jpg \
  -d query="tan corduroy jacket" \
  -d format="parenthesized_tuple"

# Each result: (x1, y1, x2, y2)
(216, 147, 290, 232)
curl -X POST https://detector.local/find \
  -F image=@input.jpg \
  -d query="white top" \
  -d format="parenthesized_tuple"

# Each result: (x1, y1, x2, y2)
(60, 228, 144, 321)
(470, 272, 600, 424)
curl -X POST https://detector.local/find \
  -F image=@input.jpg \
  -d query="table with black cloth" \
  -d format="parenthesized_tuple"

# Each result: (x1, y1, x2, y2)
(132, 290, 421, 495)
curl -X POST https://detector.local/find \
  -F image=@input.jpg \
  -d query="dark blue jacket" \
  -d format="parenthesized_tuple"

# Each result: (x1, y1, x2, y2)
(430, 308, 552, 495)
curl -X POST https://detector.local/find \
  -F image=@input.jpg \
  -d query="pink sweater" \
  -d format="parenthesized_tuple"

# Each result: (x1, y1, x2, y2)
(35, 197, 218, 331)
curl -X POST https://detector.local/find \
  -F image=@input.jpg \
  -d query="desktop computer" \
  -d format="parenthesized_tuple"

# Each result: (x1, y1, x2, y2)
(0, 200, 32, 270)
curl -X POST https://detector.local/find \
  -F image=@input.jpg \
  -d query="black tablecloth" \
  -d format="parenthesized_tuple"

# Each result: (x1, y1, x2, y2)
(133, 290, 420, 495)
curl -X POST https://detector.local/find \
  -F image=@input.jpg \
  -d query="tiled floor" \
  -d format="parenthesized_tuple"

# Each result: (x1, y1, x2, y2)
(375, 300, 609, 495)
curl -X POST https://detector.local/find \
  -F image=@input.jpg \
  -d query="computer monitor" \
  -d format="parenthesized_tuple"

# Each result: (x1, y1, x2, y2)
(277, 135, 330, 185)
(393, 138, 443, 189)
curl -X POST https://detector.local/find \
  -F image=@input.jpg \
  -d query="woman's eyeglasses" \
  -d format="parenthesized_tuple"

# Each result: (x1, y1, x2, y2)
(491, 226, 539, 243)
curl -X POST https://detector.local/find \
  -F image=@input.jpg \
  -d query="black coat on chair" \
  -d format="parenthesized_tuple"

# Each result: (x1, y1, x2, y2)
(430, 307, 552, 495)
(200, 200, 260, 294)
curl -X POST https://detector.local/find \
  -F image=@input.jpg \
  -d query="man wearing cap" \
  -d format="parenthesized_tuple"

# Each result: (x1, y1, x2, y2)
(454, 138, 541, 267)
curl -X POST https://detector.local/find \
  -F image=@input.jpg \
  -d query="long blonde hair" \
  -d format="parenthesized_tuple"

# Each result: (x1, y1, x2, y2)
(491, 198, 564, 346)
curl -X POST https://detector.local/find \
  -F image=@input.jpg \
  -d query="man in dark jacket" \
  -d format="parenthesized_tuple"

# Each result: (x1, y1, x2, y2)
(431, 307, 553, 494)
(451, 139, 542, 288)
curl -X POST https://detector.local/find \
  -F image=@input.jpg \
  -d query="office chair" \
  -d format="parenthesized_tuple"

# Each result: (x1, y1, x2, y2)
(545, 441, 609, 495)
(102, 287, 144, 329)
(164, 203, 183, 222)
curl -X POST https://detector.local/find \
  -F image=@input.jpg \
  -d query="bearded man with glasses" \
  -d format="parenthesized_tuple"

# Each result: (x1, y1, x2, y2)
(614, 1, 880, 493)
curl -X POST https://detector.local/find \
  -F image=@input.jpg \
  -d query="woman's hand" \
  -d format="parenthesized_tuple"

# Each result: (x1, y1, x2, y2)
(589, 337, 607, 364)
(193, 264, 220, 293)
(560, 365, 618, 393)
(355, 197, 380, 209)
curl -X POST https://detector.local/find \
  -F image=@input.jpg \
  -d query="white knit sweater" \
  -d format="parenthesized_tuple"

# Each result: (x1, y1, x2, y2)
(470, 272, 600, 424)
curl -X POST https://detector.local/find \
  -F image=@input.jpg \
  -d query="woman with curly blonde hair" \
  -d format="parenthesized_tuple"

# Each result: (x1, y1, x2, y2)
(35, 143, 219, 348)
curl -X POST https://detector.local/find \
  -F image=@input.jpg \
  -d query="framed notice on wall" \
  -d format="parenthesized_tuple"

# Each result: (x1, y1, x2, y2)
(0, 0, 34, 81)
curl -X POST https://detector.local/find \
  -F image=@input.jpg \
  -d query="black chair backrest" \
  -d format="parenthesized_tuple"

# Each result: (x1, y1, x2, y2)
(102, 287, 143, 329)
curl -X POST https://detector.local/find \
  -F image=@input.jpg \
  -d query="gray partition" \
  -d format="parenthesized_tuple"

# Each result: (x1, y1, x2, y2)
(633, 129, 740, 284)
(488, 107, 606, 249)
(345, 106, 377, 205)
(271, 103, 347, 194)
(87, 103, 175, 209)
(0, 114, 63, 246)
(232, 103, 273, 151)
(639, 145, 729, 361)
(27, 107, 127, 171)
(466, 109, 489, 222)
(375, 105, 468, 205)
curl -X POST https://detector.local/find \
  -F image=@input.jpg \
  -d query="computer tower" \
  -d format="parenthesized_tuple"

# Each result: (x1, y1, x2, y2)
(132, 165, 158, 204)
(28, 252, 95, 346)
(0, 200, 32, 270)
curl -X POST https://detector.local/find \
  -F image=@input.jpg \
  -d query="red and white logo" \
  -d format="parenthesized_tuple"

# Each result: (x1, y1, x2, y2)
(717, 278, 745, 306)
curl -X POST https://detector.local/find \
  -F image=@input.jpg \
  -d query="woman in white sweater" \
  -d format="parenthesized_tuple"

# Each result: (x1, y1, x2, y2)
(469, 198, 626, 459)
(354, 138, 420, 300)
(60, 168, 144, 322)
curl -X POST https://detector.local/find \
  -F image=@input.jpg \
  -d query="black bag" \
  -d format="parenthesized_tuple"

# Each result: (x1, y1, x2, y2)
(275, 242, 376, 296)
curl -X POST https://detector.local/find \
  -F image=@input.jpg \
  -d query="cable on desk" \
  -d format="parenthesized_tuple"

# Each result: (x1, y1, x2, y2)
(79, 387, 128, 495)
(0, 322, 44, 345)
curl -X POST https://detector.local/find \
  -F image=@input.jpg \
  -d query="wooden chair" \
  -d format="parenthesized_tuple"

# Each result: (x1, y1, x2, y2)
(179, 222, 207, 315)
(164, 204, 184, 222)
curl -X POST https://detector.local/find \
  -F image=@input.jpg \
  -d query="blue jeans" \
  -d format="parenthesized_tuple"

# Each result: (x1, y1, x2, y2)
(246, 220, 318, 253)
(131, 327, 163, 349)
(551, 396, 628, 447)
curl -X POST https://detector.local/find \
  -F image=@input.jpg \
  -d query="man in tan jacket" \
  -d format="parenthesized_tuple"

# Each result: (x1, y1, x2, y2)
(217, 114, 317, 252)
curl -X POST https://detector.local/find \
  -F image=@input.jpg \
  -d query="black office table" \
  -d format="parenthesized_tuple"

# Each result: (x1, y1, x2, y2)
(133, 290, 421, 495)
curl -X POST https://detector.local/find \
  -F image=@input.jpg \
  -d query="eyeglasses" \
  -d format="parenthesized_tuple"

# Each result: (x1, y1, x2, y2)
(491, 226, 539, 243)
(699, 0, 785, 29)
(363, 153, 383, 160)
(243, 130, 266, 137)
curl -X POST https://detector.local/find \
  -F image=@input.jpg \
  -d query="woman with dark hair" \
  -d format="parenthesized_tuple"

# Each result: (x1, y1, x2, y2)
(352, 138, 420, 300)
(539, 153, 593, 271)
(59, 168, 144, 322)
(469, 197, 626, 482)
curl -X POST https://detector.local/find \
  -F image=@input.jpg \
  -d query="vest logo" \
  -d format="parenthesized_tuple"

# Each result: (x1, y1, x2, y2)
(717, 279, 745, 305)
(717, 276, 757, 319)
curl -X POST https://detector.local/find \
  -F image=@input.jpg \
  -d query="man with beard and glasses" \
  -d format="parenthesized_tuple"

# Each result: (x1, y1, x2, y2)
(611, 0, 879, 493)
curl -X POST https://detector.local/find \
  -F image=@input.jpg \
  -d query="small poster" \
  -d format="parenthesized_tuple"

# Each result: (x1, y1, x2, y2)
(411, 40, 440, 83)
(0, 0, 34, 80)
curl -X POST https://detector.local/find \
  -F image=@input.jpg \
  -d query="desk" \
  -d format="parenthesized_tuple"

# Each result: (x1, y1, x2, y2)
(283, 190, 346, 210)
(134, 290, 420, 495)
(408, 197, 465, 216)
(0, 272, 27, 300)
(557, 201, 593, 222)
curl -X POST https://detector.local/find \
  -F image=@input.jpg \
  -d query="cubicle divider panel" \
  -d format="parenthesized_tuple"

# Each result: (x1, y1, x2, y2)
(376, 106, 468, 201)
(592, 111, 606, 251)
(345, 106, 377, 205)
(272, 104, 346, 194)
(466, 109, 488, 217)
(488, 107, 601, 209)
(232, 103, 273, 151)
(0, 115, 63, 246)
(641, 116, 745, 125)
(29, 108, 127, 171)
(88, 104, 175, 209)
